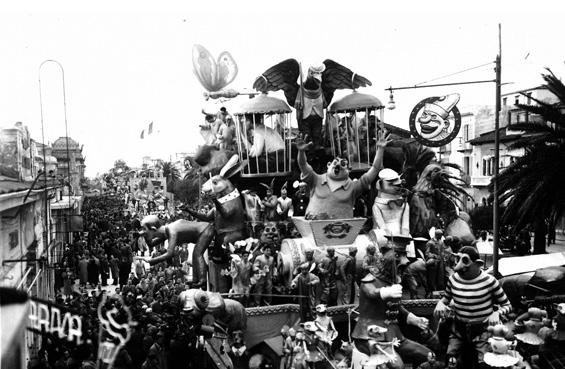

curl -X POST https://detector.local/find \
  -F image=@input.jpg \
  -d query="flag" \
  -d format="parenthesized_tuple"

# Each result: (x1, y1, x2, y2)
(148, 122, 153, 135)
(140, 130, 145, 139)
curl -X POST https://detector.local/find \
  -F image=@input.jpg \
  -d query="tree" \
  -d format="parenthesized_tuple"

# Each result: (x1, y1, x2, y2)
(112, 159, 130, 176)
(161, 161, 180, 192)
(171, 170, 200, 206)
(493, 70, 565, 254)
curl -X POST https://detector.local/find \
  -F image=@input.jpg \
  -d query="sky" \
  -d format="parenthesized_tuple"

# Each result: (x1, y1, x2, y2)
(1, 1, 564, 177)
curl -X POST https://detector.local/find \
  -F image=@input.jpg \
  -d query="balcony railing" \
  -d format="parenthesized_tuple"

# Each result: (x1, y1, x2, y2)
(457, 141, 472, 152)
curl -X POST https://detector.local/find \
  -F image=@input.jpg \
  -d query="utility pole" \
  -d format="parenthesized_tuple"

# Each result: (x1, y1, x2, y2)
(493, 24, 502, 276)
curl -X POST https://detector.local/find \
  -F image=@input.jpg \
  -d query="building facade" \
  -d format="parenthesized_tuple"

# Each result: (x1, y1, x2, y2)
(431, 85, 559, 210)
(1, 123, 86, 363)
(467, 85, 558, 205)
(51, 136, 86, 196)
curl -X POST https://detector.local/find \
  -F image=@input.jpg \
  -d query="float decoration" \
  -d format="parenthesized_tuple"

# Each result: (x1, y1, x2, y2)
(409, 94, 461, 147)
(326, 91, 386, 172)
(484, 324, 521, 368)
(96, 294, 133, 369)
(253, 59, 371, 149)
(233, 94, 293, 177)
(192, 44, 256, 100)
(514, 307, 547, 345)
(292, 217, 365, 246)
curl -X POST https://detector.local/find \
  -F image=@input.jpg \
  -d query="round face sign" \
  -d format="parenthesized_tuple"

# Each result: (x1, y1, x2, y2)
(409, 96, 462, 147)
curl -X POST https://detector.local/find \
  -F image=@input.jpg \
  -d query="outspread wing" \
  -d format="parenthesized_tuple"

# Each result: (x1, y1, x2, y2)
(217, 51, 238, 89)
(253, 59, 300, 106)
(193, 44, 218, 92)
(321, 59, 372, 104)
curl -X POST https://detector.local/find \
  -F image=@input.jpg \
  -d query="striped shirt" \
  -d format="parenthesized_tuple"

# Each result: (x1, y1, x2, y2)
(445, 271, 512, 323)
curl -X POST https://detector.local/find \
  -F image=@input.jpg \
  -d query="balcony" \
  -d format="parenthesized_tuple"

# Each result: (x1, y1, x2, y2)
(471, 176, 491, 187)
(457, 141, 473, 152)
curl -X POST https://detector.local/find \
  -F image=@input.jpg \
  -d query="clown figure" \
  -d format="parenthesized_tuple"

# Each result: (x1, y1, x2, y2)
(229, 242, 252, 306)
(314, 304, 337, 352)
(277, 182, 294, 221)
(297, 129, 391, 220)
(293, 181, 310, 217)
(352, 240, 432, 369)
(372, 168, 410, 248)
(292, 262, 321, 322)
(434, 246, 512, 368)
(253, 244, 275, 306)
(261, 180, 279, 221)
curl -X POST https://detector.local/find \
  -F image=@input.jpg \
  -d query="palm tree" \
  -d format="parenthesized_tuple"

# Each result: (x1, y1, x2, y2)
(161, 161, 180, 192)
(493, 70, 565, 254)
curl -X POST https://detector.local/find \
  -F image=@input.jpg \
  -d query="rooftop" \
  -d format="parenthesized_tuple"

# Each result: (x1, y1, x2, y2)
(52, 136, 81, 150)
(501, 84, 547, 97)
(0, 176, 61, 196)
(468, 126, 523, 145)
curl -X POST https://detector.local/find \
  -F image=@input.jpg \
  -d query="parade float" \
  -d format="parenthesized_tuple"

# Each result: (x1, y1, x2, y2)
(166, 45, 565, 369)
(184, 50, 470, 366)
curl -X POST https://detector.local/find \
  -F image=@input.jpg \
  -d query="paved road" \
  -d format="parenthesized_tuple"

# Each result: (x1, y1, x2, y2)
(546, 232, 565, 253)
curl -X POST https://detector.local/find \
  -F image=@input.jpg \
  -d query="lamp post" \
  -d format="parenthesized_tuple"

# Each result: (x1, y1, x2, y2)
(39, 59, 73, 297)
(492, 24, 502, 277)
(385, 24, 503, 275)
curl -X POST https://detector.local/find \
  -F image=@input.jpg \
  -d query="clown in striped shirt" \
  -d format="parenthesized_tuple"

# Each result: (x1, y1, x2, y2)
(434, 246, 512, 366)
(444, 270, 512, 323)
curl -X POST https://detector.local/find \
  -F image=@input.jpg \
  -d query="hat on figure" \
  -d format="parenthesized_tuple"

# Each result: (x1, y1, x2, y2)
(315, 304, 327, 313)
(301, 321, 319, 333)
(384, 234, 412, 265)
(423, 93, 460, 120)
(378, 168, 402, 185)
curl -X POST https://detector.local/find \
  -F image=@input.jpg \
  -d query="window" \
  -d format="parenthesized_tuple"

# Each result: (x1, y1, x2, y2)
(503, 97, 507, 106)
(527, 92, 532, 104)
(482, 157, 496, 176)
(489, 157, 496, 176)
(515, 95, 520, 105)
(463, 156, 470, 176)
(463, 124, 470, 142)
(9, 230, 19, 249)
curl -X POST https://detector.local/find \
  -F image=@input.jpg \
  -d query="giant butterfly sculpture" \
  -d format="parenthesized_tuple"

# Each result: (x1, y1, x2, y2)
(192, 44, 256, 100)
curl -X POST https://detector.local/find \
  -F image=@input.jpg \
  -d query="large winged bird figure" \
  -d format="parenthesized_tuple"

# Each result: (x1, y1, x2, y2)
(253, 59, 371, 147)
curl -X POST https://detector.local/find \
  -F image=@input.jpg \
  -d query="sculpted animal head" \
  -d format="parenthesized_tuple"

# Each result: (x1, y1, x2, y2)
(192, 145, 234, 177)
(140, 215, 162, 246)
(260, 221, 280, 244)
(410, 162, 474, 242)
(202, 155, 247, 196)
(414, 163, 444, 192)
(327, 157, 351, 182)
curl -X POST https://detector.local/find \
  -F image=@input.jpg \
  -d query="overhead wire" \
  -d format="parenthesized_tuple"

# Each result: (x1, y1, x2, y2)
(415, 61, 495, 87)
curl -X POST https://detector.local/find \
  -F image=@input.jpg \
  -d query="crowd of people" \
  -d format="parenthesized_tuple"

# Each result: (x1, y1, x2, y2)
(31, 194, 208, 369)
(27, 177, 564, 369)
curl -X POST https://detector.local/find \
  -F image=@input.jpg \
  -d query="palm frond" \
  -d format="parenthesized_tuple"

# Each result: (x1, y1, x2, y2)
(543, 68, 565, 101)
(494, 140, 565, 229)
(516, 103, 565, 127)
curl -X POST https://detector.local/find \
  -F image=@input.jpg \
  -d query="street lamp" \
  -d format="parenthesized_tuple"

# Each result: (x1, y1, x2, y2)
(384, 24, 503, 276)
(386, 88, 396, 110)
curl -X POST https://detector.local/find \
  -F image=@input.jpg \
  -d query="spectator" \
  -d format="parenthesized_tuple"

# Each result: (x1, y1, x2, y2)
(78, 254, 88, 287)
(62, 267, 74, 299)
